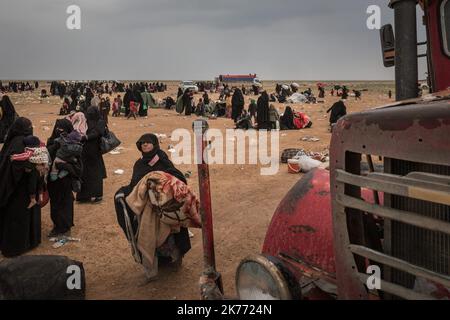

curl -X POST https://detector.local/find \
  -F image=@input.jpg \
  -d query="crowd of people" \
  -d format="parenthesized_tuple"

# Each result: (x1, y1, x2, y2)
(0, 80, 355, 281)
(0, 81, 39, 93)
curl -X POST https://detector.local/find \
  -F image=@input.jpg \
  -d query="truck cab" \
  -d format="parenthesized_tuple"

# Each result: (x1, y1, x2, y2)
(200, 0, 450, 300)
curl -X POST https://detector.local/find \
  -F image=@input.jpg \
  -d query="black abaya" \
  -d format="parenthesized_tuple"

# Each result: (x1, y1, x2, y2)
(114, 133, 191, 256)
(0, 118, 41, 257)
(76, 107, 106, 201)
(231, 89, 245, 122)
(47, 119, 81, 234)
(256, 92, 271, 130)
(0, 95, 18, 143)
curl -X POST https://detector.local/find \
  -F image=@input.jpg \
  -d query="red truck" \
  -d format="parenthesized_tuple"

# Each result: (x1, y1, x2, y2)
(197, 0, 450, 300)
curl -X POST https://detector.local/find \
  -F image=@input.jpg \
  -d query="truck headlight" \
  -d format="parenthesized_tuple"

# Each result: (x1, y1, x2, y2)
(235, 255, 292, 300)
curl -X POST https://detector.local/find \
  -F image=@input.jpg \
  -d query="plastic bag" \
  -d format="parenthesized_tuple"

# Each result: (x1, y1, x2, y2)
(295, 155, 322, 173)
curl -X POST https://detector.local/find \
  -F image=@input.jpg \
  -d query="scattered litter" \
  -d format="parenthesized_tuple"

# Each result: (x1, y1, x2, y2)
(40, 120, 47, 123)
(168, 148, 176, 153)
(188, 230, 194, 238)
(114, 169, 125, 175)
(281, 133, 287, 137)
(301, 136, 320, 142)
(50, 237, 80, 249)
(109, 149, 121, 155)
(42, 126, 50, 131)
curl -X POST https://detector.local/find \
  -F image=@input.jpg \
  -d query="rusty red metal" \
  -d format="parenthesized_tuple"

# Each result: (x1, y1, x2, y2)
(262, 169, 383, 299)
(195, 121, 223, 299)
(425, 0, 450, 92)
(263, 169, 336, 276)
(330, 100, 450, 299)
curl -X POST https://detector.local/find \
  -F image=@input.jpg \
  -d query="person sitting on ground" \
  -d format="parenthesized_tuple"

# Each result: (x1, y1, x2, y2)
(280, 106, 296, 130)
(235, 110, 253, 130)
(293, 111, 313, 129)
(353, 90, 362, 100)
(195, 98, 205, 117)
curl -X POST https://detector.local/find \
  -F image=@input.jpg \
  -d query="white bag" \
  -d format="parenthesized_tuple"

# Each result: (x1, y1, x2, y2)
(296, 155, 322, 173)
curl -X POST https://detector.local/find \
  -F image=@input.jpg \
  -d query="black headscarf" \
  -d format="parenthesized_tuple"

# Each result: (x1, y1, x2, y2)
(47, 119, 74, 159)
(0, 118, 33, 205)
(86, 106, 100, 127)
(2, 117, 33, 151)
(130, 134, 187, 189)
(0, 95, 17, 122)
(280, 106, 295, 130)
(0, 95, 18, 143)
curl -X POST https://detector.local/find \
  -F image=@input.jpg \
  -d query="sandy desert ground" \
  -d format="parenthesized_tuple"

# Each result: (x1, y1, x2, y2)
(0, 80, 394, 299)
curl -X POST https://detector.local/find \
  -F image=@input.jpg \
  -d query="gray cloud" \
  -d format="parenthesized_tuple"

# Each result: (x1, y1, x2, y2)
(0, 0, 427, 80)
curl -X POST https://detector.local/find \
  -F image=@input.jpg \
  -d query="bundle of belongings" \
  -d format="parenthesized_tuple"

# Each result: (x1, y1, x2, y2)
(287, 93, 307, 103)
(281, 148, 329, 173)
(122, 171, 202, 279)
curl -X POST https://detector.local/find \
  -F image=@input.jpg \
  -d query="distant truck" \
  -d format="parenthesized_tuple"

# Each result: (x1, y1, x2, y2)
(216, 74, 262, 87)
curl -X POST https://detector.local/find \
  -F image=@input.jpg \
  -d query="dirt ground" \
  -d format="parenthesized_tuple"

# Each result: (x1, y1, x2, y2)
(0, 81, 394, 299)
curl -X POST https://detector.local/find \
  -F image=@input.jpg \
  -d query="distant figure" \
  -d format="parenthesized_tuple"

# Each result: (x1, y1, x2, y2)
(318, 87, 325, 99)
(327, 100, 347, 129)
(256, 91, 271, 130)
(248, 99, 257, 124)
(353, 90, 362, 101)
(231, 88, 245, 123)
(388, 90, 392, 99)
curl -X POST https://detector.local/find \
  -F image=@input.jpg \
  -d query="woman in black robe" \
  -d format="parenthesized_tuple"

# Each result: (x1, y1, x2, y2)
(133, 88, 145, 117)
(183, 90, 193, 116)
(231, 88, 245, 123)
(327, 100, 347, 126)
(0, 95, 18, 143)
(0, 118, 41, 257)
(76, 107, 106, 203)
(114, 134, 191, 265)
(123, 88, 133, 117)
(280, 106, 296, 130)
(256, 91, 270, 130)
(47, 119, 82, 237)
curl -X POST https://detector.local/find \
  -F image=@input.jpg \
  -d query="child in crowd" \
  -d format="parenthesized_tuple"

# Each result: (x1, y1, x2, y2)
(128, 101, 139, 120)
(269, 104, 280, 130)
(49, 131, 83, 186)
(10, 136, 50, 208)
(112, 95, 122, 117)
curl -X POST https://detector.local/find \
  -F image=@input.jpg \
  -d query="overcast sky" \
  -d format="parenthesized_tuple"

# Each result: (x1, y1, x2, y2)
(0, 0, 427, 80)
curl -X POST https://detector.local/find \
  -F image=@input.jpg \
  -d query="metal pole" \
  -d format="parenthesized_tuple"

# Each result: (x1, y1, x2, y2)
(194, 120, 223, 299)
(391, 0, 419, 101)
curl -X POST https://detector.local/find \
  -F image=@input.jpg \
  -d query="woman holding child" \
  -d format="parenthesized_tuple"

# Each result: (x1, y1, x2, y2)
(0, 118, 45, 257)
(47, 119, 83, 237)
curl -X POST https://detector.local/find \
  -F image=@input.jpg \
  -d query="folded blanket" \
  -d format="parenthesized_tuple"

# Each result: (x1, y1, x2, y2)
(126, 171, 201, 267)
